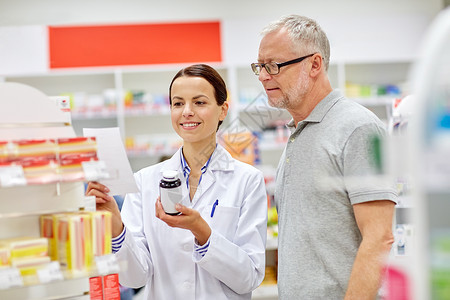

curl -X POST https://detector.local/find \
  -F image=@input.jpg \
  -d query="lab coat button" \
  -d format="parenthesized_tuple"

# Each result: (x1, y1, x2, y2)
(290, 138, 295, 143)
(183, 244, 190, 251)
(286, 158, 290, 163)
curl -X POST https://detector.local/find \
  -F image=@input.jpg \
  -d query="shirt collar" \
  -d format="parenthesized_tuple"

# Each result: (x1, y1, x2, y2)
(286, 89, 344, 129)
(180, 144, 216, 188)
(162, 143, 235, 174)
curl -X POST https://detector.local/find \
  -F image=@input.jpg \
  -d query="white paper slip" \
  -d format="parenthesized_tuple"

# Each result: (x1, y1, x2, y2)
(37, 261, 64, 284)
(83, 127, 138, 196)
(0, 267, 23, 290)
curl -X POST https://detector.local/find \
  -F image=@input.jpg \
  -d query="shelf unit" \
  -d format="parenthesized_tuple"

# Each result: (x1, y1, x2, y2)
(0, 82, 87, 299)
(0, 82, 118, 299)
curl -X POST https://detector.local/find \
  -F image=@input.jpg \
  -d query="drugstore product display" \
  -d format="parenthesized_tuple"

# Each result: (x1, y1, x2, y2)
(0, 137, 101, 185)
(0, 82, 120, 300)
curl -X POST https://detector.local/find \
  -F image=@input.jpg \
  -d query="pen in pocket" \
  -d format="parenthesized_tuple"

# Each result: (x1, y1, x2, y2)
(211, 199, 219, 217)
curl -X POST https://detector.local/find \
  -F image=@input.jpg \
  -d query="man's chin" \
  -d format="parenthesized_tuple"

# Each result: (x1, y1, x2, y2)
(267, 97, 285, 109)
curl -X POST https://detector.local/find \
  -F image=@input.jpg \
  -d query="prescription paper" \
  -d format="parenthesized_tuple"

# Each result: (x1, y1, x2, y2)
(83, 127, 138, 196)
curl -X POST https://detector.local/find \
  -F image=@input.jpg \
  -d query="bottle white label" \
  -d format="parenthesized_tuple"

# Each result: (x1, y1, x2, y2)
(160, 185, 183, 214)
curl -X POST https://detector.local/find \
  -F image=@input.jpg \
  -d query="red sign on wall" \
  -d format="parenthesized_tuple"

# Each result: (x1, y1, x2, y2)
(49, 21, 222, 68)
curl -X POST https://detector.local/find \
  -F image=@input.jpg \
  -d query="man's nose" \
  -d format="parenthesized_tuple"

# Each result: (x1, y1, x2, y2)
(258, 67, 272, 81)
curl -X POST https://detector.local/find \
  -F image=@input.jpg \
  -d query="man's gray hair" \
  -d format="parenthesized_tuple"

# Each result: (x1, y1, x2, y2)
(261, 15, 331, 71)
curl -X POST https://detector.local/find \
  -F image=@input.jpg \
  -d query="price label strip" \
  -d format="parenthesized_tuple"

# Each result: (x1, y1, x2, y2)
(37, 261, 64, 284)
(95, 254, 120, 275)
(0, 267, 24, 290)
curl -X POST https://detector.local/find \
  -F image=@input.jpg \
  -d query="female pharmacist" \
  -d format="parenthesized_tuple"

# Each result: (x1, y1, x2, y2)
(86, 64, 268, 300)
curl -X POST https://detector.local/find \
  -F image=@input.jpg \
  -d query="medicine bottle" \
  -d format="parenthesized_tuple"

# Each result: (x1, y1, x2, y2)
(159, 170, 182, 215)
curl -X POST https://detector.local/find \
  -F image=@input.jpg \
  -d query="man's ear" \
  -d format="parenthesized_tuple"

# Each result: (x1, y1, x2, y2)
(310, 54, 323, 78)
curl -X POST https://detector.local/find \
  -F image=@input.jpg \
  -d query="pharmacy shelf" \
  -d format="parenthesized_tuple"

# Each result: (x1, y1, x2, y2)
(0, 277, 90, 300)
(0, 260, 124, 300)
(0, 82, 117, 299)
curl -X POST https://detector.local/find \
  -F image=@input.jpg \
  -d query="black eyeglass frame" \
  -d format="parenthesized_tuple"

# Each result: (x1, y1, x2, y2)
(251, 53, 316, 75)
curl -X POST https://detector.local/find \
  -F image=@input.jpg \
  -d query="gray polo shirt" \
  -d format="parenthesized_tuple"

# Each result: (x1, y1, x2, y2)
(275, 90, 397, 299)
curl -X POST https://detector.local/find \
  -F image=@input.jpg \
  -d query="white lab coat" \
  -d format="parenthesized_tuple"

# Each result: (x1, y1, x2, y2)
(115, 144, 268, 300)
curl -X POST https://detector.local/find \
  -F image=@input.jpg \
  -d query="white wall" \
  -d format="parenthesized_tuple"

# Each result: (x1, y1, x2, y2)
(0, 0, 443, 26)
(0, 0, 445, 75)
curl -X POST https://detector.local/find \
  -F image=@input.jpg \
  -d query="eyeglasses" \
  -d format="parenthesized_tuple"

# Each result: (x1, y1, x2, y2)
(251, 53, 315, 75)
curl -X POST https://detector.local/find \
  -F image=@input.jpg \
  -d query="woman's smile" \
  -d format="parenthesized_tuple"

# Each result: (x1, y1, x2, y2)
(181, 122, 201, 129)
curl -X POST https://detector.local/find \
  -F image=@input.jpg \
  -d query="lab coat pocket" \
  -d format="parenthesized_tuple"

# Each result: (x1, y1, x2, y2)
(205, 205, 240, 241)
